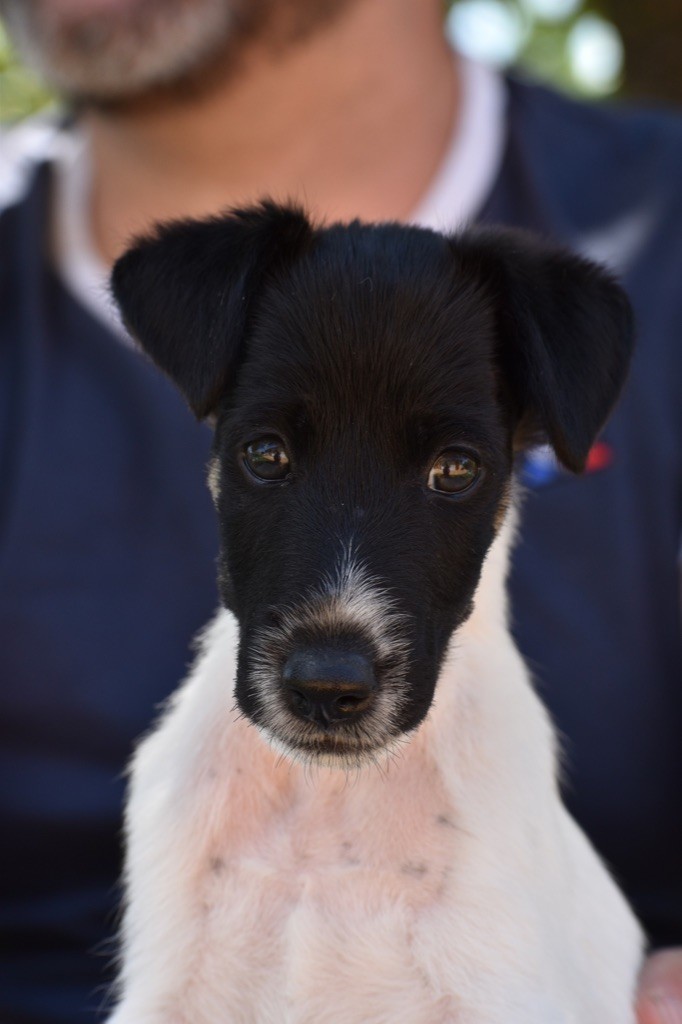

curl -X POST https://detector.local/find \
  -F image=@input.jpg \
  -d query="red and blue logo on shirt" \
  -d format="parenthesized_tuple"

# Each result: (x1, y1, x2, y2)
(520, 441, 614, 488)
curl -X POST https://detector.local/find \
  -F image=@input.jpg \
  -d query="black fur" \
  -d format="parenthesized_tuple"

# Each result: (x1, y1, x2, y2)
(112, 204, 633, 757)
(453, 228, 634, 472)
(111, 201, 314, 419)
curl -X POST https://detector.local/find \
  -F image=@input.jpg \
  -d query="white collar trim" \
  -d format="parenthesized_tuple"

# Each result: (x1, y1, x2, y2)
(52, 129, 129, 341)
(411, 58, 506, 232)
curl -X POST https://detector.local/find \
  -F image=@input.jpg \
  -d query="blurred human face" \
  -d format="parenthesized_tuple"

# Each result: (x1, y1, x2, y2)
(0, 0, 350, 102)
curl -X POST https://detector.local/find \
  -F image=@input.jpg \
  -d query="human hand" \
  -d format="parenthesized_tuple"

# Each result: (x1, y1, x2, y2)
(637, 949, 682, 1023)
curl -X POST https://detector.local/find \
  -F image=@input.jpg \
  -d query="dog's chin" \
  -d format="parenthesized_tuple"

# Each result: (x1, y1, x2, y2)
(254, 721, 408, 772)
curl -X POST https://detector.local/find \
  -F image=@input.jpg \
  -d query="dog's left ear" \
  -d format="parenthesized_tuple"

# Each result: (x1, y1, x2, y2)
(453, 228, 634, 472)
(111, 201, 314, 419)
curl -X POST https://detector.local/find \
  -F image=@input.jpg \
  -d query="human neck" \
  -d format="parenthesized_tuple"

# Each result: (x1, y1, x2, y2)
(82, 1, 458, 265)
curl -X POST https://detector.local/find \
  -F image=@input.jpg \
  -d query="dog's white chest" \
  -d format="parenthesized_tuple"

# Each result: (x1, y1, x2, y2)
(179, 729, 467, 1021)
(108, 608, 642, 1024)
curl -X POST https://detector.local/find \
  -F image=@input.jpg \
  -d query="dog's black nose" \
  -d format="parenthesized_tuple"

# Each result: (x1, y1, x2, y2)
(282, 648, 376, 726)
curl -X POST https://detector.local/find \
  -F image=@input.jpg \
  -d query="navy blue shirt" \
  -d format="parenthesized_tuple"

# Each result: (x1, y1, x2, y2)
(1, 78, 681, 1022)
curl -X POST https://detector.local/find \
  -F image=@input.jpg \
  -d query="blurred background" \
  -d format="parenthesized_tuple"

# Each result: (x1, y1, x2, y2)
(1, 0, 681, 122)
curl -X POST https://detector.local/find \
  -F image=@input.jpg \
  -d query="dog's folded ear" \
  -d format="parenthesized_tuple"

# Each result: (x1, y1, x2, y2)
(111, 201, 315, 419)
(453, 228, 634, 473)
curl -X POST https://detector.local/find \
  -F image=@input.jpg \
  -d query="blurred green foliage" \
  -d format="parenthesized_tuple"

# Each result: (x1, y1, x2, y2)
(519, 17, 595, 91)
(0, 22, 52, 122)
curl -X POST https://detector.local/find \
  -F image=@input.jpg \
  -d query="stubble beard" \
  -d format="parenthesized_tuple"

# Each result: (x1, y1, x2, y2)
(0, 0, 355, 106)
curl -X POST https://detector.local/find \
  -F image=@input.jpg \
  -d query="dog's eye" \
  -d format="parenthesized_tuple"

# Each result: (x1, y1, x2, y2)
(243, 436, 291, 482)
(427, 451, 480, 495)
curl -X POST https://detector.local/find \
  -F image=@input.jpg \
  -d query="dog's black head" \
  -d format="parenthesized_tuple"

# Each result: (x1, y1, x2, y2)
(112, 202, 632, 765)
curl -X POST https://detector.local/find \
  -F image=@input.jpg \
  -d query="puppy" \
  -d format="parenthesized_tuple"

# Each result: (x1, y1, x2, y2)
(106, 204, 643, 1023)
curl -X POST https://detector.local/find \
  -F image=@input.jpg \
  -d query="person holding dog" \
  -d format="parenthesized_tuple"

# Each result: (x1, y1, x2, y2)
(0, 1, 680, 1021)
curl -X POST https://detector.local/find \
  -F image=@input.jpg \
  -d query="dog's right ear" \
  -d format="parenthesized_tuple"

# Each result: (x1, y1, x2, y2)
(452, 228, 634, 473)
(111, 201, 314, 419)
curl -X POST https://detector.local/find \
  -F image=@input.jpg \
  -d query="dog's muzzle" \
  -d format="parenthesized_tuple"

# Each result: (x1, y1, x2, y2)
(282, 647, 376, 727)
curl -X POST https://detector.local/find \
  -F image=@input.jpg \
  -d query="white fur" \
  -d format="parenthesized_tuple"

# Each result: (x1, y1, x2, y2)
(106, 505, 643, 1023)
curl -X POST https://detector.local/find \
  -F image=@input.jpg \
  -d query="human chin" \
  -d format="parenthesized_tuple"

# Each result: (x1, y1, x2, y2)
(0, 0, 238, 101)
